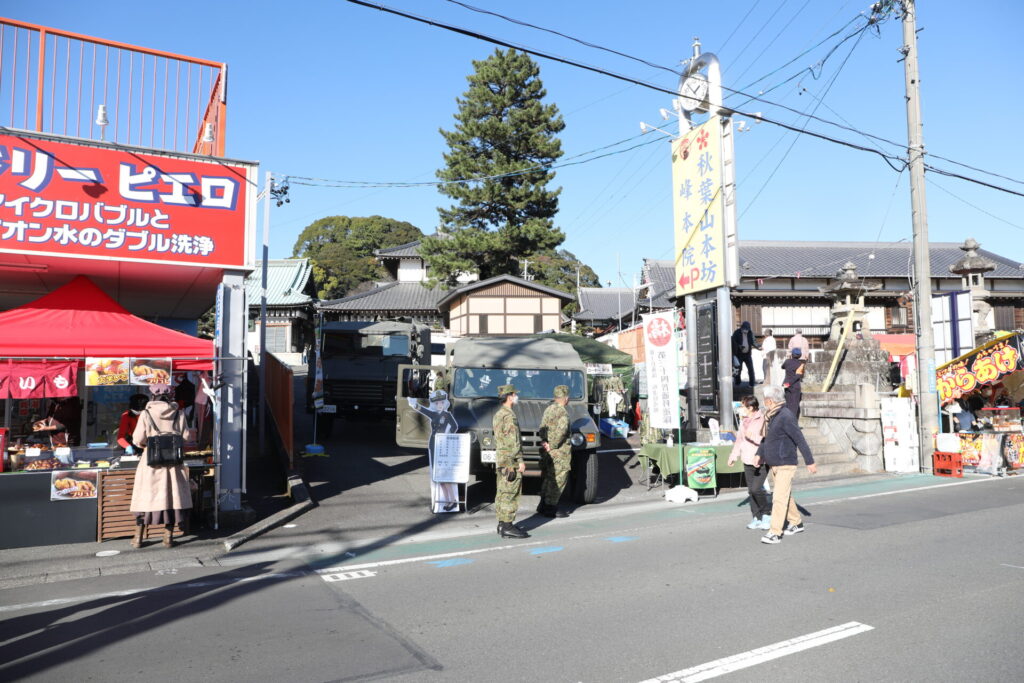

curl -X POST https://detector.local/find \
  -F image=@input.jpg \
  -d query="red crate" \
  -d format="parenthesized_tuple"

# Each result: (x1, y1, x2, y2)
(933, 451, 963, 478)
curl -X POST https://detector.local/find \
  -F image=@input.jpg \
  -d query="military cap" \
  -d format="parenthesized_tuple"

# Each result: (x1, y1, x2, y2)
(497, 384, 517, 398)
(553, 385, 569, 398)
(429, 389, 449, 403)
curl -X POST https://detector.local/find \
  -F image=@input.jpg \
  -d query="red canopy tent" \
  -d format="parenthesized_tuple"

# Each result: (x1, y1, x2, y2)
(0, 275, 213, 369)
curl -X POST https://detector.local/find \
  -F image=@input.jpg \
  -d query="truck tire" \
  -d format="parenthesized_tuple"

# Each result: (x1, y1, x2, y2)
(572, 451, 599, 504)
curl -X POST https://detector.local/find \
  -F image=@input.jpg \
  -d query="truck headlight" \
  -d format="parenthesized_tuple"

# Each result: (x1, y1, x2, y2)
(570, 433, 585, 447)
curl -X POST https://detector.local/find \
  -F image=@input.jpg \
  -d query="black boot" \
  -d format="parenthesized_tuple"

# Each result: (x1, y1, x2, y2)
(498, 522, 529, 539)
(552, 507, 569, 518)
(538, 502, 556, 518)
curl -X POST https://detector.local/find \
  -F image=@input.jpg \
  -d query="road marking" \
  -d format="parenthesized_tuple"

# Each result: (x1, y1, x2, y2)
(606, 536, 637, 543)
(320, 569, 376, 583)
(0, 571, 307, 614)
(427, 558, 475, 568)
(812, 475, 1002, 507)
(639, 621, 874, 683)
(529, 546, 563, 555)
(1000, 563, 1024, 570)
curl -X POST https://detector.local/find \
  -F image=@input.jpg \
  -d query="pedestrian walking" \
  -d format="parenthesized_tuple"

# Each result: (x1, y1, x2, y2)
(130, 383, 192, 549)
(760, 328, 777, 384)
(731, 321, 757, 386)
(493, 384, 529, 539)
(727, 395, 772, 530)
(787, 329, 810, 360)
(757, 385, 816, 544)
(781, 348, 806, 419)
(538, 384, 572, 519)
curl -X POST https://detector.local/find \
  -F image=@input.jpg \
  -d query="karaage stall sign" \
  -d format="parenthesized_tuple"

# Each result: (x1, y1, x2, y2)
(130, 358, 172, 385)
(937, 333, 1024, 405)
(85, 358, 129, 386)
(50, 470, 98, 501)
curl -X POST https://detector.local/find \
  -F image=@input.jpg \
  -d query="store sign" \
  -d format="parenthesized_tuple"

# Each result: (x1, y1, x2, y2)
(673, 117, 726, 297)
(10, 362, 47, 399)
(130, 358, 172, 385)
(0, 131, 256, 268)
(936, 333, 1024, 405)
(642, 311, 680, 429)
(43, 361, 77, 398)
(85, 358, 130, 386)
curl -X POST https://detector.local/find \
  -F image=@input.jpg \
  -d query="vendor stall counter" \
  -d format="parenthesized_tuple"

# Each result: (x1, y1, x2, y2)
(637, 443, 741, 491)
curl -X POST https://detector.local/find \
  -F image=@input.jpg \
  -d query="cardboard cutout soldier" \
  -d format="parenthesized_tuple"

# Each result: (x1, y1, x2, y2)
(407, 390, 460, 512)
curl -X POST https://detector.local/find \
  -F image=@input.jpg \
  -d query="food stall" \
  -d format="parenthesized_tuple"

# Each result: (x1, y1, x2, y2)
(936, 331, 1024, 475)
(0, 277, 217, 549)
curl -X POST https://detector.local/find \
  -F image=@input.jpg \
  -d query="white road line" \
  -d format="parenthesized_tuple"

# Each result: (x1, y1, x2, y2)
(639, 621, 874, 683)
(811, 475, 1004, 507)
(1000, 563, 1024, 570)
(0, 571, 306, 614)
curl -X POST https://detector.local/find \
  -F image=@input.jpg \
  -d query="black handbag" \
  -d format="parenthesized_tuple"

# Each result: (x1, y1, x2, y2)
(143, 411, 184, 467)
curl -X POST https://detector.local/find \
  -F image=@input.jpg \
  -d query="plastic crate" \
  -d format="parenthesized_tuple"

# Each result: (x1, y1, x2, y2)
(933, 451, 963, 478)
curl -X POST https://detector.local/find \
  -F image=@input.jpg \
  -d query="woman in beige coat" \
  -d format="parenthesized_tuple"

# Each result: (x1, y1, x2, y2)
(130, 383, 192, 548)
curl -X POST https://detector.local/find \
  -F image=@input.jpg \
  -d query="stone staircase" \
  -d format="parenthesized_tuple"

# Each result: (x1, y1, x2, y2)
(793, 420, 863, 480)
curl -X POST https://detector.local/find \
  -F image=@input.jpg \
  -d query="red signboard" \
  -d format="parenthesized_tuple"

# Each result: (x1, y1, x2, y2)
(0, 131, 256, 268)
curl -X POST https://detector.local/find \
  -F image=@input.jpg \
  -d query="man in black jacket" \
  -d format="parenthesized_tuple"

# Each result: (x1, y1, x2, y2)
(731, 321, 757, 386)
(756, 385, 817, 545)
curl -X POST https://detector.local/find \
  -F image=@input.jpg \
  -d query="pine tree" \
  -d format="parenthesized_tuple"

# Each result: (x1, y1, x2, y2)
(421, 49, 566, 286)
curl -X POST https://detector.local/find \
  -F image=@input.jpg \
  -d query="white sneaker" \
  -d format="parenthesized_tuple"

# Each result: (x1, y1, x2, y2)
(783, 523, 805, 536)
(761, 533, 782, 545)
(758, 515, 772, 530)
(746, 517, 762, 529)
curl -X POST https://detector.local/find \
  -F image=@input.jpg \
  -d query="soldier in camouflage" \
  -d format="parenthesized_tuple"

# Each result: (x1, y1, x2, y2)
(493, 384, 529, 539)
(538, 384, 572, 518)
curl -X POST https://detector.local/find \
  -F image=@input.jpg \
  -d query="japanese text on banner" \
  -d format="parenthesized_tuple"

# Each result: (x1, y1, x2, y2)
(642, 312, 681, 430)
(673, 117, 725, 297)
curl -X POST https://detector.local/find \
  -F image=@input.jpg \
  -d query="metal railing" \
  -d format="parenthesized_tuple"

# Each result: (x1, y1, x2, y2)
(0, 17, 226, 156)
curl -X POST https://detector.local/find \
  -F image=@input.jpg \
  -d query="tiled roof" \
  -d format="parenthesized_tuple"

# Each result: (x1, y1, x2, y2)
(317, 281, 444, 312)
(436, 274, 575, 309)
(245, 259, 314, 307)
(639, 241, 1024, 307)
(739, 240, 1024, 279)
(573, 287, 635, 322)
(374, 240, 423, 259)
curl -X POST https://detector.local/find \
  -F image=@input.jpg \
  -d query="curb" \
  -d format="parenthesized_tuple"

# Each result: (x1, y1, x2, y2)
(222, 473, 317, 552)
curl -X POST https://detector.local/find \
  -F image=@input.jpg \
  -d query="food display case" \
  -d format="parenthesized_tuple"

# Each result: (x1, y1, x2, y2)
(978, 407, 1022, 433)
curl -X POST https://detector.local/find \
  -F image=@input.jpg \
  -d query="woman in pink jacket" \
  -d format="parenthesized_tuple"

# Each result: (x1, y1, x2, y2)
(727, 395, 773, 529)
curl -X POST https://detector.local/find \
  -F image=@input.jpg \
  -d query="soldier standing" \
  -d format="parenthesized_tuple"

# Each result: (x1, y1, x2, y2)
(494, 384, 529, 539)
(538, 384, 572, 518)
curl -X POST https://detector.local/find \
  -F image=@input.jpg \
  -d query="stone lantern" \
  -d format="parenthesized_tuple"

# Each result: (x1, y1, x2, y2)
(948, 237, 997, 342)
(819, 261, 882, 341)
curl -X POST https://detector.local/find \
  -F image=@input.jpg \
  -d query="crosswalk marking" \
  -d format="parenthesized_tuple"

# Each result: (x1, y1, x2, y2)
(320, 569, 376, 583)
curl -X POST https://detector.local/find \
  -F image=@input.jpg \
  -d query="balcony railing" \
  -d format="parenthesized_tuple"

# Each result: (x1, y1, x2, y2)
(0, 17, 226, 156)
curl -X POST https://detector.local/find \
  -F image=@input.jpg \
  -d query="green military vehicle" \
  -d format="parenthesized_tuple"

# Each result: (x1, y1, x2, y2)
(395, 336, 601, 504)
(313, 320, 431, 430)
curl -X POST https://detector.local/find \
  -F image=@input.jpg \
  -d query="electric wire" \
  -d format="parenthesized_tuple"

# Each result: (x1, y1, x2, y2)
(718, 0, 763, 55)
(729, 0, 812, 87)
(341, 0, 1021, 199)
(727, 0, 790, 74)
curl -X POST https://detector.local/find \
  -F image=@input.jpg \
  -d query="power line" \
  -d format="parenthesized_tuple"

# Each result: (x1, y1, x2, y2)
(719, 0, 763, 55)
(729, 0, 813, 87)
(727, 0, 790, 73)
(443, 0, 679, 76)
(926, 176, 1024, 232)
(343, 0, 1022, 200)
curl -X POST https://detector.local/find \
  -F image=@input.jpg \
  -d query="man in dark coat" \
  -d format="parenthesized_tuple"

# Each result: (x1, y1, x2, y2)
(756, 385, 817, 545)
(731, 321, 757, 386)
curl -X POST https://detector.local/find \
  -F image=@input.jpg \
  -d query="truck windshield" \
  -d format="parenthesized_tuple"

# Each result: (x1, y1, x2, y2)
(451, 368, 585, 400)
(324, 333, 409, 358)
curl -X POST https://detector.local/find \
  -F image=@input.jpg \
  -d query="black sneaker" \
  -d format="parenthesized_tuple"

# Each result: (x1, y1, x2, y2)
(783, 523, 805, 536)
(761, 533, 782, 545)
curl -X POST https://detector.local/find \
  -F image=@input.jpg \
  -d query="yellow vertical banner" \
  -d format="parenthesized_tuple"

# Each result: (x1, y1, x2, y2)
(673, 117, 725, 297)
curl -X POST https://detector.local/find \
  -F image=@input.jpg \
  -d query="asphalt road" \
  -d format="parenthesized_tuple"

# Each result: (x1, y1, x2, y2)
(3, 469, 1023, 682)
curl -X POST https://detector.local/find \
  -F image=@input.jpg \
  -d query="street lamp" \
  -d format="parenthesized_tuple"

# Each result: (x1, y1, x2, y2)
(639, 121, 675, 137)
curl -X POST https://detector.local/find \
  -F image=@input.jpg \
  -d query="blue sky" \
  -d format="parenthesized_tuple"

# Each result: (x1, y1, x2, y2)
(13, 0, 1024, 287)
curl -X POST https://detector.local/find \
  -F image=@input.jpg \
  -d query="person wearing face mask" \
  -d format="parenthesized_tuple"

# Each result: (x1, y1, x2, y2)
(727, 395, 772, 530)
(117, 394, 150, 453)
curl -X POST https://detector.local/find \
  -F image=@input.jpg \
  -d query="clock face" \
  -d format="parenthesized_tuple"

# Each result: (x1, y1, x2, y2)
(680, 74, 709, 112)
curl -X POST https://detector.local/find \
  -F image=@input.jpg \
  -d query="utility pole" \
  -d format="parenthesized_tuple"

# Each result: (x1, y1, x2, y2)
(258, 172, 271, 460)
(901, 0, 937, 472)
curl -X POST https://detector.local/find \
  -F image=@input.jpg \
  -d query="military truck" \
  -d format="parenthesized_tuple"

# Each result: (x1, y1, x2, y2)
(314, 320, 431, 429)
(395, 336, 601, 504)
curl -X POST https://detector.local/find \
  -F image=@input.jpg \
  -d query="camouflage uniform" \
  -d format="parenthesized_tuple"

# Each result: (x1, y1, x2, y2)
(493, 400, 523, 524)
(539, 387, 572, 507)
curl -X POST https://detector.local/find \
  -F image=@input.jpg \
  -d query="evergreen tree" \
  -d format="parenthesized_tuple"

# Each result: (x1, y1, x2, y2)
(292, 215, 422, 299)
(421, 48, 566, 286)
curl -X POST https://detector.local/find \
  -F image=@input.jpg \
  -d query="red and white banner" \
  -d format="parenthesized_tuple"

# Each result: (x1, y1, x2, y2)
(0, 131, 256, 268)
(642, 311, 681, 429)
(10, 362, 47, 399)
(43, 362, 78, 398)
